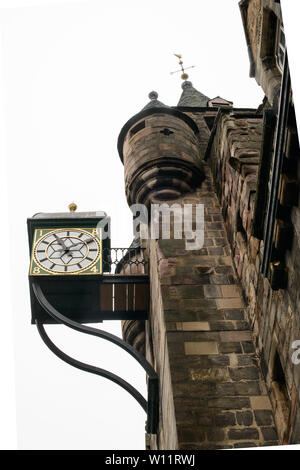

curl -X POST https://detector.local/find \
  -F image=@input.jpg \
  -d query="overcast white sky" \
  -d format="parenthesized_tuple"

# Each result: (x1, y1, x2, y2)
(0, 0, 299, 450)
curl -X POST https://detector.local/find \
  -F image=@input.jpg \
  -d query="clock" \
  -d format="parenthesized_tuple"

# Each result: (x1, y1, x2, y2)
(30, 227, 102, 276)
(27, 210, 110, 324)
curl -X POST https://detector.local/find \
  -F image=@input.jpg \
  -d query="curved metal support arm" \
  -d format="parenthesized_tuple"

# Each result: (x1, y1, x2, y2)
(32, 282, 156, 379)
(32, 281, 158, 434)
(36, 319, 148, 413)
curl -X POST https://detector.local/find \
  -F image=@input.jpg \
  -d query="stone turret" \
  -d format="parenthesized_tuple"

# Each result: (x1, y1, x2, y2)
(117, 90, 205, 209)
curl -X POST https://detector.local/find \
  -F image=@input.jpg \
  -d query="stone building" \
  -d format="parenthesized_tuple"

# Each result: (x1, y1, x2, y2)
(118, 0, 300, 449)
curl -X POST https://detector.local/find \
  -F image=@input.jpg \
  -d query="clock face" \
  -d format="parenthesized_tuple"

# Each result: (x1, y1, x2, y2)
(30, 228, 102, 275)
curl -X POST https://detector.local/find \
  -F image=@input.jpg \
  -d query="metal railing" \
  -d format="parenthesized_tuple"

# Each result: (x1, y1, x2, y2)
(103, 247, 148, 275)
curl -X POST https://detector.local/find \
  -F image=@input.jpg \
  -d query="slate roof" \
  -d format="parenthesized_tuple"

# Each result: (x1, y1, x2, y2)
(177, 80, 210, 107)
(142, 91, 169, 110)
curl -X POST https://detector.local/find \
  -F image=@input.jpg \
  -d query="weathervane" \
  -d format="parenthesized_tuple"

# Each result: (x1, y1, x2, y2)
(170, 54, 195, 81)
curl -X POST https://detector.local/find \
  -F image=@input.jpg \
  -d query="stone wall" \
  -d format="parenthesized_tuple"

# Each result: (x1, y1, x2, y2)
(207, 110, 300, 444)
(183, 110, 217, 159)
(247, 0, 262, 64)
(146, 238, 178, 450)
(145, 163, 278, 449)
(240, 0, 282, 108)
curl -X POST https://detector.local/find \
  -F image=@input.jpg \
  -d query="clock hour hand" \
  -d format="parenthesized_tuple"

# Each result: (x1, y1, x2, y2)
(53, 238, 74, 257)
(54, 236, 69, 252)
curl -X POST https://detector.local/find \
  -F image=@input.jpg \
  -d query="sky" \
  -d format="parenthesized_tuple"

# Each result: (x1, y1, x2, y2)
(0, 0, 299, 450)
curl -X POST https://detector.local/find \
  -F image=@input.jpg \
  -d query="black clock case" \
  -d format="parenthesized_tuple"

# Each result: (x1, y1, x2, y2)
(27, 211, 111, 325)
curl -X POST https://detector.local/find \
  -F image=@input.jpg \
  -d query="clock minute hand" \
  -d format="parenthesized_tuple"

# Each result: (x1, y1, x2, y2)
(69, 237, 95, 249)
(55, 238, 95, 252)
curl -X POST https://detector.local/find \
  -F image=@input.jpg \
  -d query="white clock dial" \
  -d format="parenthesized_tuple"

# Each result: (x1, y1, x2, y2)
(34, 229, 100, 274)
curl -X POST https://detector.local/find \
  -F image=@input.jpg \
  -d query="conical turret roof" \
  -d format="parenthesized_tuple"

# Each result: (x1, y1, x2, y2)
(142, 91, 169, 110)
(177, 80, 210, 107)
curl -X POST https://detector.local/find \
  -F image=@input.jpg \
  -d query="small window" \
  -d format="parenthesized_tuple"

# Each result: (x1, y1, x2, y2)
(273, 351, 289, 402)
(130, 121, 145, 137)
(276, 22, 286, 72)
(270, 350, 290, 442)
(160, 128, 173, 136)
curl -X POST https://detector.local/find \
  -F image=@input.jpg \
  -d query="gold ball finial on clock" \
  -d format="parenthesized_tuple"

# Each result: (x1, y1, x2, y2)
(68, 202, 77, 212)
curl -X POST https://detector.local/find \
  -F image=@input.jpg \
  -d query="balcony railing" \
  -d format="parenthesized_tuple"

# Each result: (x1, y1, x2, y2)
(102, 247, 148, 275)
(99, 247, 149, 320)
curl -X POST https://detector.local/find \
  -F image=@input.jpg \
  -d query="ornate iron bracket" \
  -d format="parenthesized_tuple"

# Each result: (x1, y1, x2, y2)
(32, 282, 159, 434)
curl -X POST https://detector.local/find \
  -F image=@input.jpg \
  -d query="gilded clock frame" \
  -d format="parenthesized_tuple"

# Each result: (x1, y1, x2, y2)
(29, 227, 102, 276)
